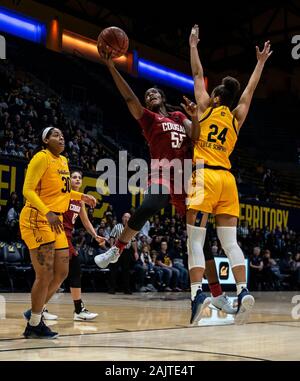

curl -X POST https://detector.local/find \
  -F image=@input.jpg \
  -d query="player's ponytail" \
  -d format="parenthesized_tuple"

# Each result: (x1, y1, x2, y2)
(211, 76, 240, 109)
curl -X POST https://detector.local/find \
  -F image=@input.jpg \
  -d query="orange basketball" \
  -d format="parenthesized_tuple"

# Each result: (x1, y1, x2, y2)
(97, 26, 129, 59)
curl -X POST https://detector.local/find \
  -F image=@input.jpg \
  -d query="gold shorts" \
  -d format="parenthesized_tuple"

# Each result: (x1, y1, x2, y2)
(187, 168, 239, 217)
(19, 206, 68, 250)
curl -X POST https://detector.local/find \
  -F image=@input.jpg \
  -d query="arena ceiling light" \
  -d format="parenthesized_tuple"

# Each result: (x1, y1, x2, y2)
(138, 58, 194, 93)
(0, 7, 45, 43)
(62, 31, 129, 67)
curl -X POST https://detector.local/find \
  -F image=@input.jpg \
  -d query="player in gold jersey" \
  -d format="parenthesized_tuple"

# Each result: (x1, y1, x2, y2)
(184, 25, 272, 324)
(20, 127, 96, 338)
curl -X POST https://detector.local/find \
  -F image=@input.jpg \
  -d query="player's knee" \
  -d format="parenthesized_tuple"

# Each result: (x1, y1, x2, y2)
(216, 226, 244, 267)
(217, 235, 245, 268)
(187, 224, 206, 270)
(224, 243, 245, 268)
(35, 273, 54, 287)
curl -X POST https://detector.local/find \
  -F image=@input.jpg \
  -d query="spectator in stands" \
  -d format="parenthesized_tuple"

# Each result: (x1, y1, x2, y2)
(104, 204, 115, 226)
(291, 252, 300, 289)
(238, 221, 249, 239)
(5, 200, 21, 242)
(249, 246, 263, 290)
(156, 241, 181, 292)
(133, 245, 151, 292)
(169, 239, 189, 290)
(73, 229, 87, 251)
(107, 213, 138, 294)
(97, 219, 111, 239)
(263, 168, 273, 201)
(262, 249, 280, 290)
(278, 252, 296, 289)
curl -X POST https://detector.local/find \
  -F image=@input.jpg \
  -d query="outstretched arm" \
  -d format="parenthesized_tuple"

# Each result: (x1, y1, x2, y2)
(181, 96, 200, 141)
(101, 53, 144, 120)
(233, 41, 272, 129)
(79, 202, 106, 247)
(189, 25, 210, 113)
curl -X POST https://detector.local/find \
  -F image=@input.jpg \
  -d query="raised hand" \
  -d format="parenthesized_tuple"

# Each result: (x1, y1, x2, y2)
(98, 48, 114, 68)
(181, 95, 197, 118)
(189, 24, 200, 48)
(256, 41, 273, 64)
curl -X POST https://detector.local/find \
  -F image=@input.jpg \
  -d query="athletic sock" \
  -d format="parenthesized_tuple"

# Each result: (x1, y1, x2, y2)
(74, 299, 84, 314)
(237, 282, 247, 295)
(191, 282, 202, 301)
(115, 239, 128, 254)
(29, 312, 42, 326)
(209, 282, 223, 297)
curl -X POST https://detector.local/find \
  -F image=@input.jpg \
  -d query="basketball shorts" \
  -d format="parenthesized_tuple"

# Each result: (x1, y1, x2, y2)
(187, 168, 239, 217)
(20, 206, 69, 250)
(65, 231, 78, 257)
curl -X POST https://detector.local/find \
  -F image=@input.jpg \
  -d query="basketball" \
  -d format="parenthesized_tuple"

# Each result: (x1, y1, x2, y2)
(97, 26, 129, 59)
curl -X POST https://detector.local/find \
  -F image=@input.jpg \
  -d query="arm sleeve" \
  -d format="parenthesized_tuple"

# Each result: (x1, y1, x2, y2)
(70, 190, 83, 201)
(137, 108, 156, 132)
(23, 152, 50, 215)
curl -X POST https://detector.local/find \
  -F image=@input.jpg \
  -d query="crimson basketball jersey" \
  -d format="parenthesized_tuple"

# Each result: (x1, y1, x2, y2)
(138, 108, 191, 215)
(63, 200, 82, 235)
(138, 108, 191, 164)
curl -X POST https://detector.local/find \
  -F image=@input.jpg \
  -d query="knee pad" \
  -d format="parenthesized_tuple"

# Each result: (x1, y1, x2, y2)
(69, 256, 81, 288)
(187, 224, 206, 270)
(216, 226, 245, 268)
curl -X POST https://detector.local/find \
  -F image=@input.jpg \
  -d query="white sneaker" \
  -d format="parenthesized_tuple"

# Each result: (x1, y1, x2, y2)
(94, 246, 120, 268)
(74, 308, 98, 321)
(42, 309, 58, 320)
(210, 294, 237, 315)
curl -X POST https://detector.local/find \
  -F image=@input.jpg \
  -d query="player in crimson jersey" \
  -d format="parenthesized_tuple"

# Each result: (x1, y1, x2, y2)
(47, 171, 105, 321)
(94, 53, 196, 267)
(94, 53, 236, 318)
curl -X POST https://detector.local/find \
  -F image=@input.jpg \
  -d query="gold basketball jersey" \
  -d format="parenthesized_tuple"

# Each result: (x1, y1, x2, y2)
(193, 106, 238, 169)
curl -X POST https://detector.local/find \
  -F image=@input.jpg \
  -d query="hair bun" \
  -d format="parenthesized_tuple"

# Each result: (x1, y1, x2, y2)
(222, 76, 240, 94)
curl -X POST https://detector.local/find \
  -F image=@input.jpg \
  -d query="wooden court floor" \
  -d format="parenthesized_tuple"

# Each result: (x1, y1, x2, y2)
(0, 291, 299, 361)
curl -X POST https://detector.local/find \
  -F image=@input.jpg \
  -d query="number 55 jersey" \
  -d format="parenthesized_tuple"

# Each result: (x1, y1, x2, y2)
(138, 108, 192, 216)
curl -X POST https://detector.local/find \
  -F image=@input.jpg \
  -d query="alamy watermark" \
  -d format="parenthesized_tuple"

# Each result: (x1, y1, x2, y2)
(95, 151, 205, 207)
(0, 295, 6, 319)
(0, 35, 6, 59)
(291, 35, 300, 60)
(291, 295, 300, 320)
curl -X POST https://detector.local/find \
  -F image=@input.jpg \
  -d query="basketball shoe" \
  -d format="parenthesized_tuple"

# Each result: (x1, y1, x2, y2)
(210, 293, 237, 314)
(23, 308, 58, 321)
(23, 320, 58, 339)
(190, 289, 211, 325)
(74, 308, 98, 321)
(235, 288, 255, 324)
(94, 246, 120, 268)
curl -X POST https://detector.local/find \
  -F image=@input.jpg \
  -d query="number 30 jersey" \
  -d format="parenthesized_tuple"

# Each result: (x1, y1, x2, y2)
(23, 149, 82, 215)
(194, 106, 238, 170)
